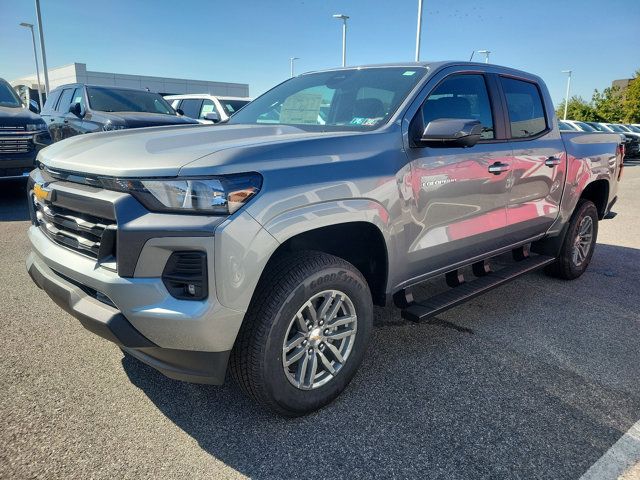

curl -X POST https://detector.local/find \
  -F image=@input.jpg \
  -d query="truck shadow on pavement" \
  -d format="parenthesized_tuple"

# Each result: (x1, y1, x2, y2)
(122, 243, 640, 480)
(0, 179, 29, 222)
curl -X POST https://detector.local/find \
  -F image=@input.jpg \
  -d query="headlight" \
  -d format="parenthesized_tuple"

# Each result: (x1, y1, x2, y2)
(102, 121, 126, 132)
(111, 173, 262, 215)
(25, 122, 47, 132)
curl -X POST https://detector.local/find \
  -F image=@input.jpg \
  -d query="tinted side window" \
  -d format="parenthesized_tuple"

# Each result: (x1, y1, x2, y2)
(199, 99, 218, 119)
(180, 99, 203, 119)
(56, 88, 74, 113)
(42, 89, 62, 114)
(500, 77, 547, 138)
(422, 74, 494, 139)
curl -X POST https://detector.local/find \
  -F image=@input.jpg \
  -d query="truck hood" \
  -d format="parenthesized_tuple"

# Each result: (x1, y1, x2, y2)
(0, 105, 43, 125)
(38, 124, 352, 177)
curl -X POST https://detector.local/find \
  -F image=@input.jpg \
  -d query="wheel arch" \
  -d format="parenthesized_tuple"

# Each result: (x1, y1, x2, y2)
(580, 178, 609, 219)
(261, 221, 389, 307)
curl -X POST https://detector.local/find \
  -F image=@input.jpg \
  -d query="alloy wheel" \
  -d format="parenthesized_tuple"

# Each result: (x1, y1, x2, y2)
(282, 290, 358, 390)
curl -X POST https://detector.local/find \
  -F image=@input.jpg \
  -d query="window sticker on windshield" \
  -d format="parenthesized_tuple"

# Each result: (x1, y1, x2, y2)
(280, 93, 323, 124)
(403, 71, 417, 76)
(362, 117, 383, 126)
(350, 117, 366, 125)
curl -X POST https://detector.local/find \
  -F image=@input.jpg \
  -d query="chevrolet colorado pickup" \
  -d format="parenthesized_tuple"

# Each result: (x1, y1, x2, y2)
(26, 62, 623, 416)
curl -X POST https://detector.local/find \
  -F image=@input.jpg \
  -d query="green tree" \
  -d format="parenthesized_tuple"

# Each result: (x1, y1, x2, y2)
(592, 85, 625, 123)
(555, 96, 601, 121)
(622, 70, 640, 123)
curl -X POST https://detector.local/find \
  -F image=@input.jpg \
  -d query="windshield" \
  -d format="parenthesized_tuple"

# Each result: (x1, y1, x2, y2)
(87, 87, 176, 114)
(0, 80, 22, 108)
(615, 124, 631, 132)
(573, 121, 596, 132)
(606, 124, 624, 132)
(559, 121, 576, 131)
(220, 99, 250, 116)
(229, 67, 428, 130)
(586, 122, 607, 132)
(627, 125, 640, 133)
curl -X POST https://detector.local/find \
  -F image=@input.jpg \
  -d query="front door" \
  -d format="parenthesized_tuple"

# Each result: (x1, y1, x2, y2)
(49, 87, 74, 142)
(403, 73, 514, 281)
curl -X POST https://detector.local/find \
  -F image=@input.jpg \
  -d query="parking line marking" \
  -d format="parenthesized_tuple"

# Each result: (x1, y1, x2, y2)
(580, 419, 640, 480)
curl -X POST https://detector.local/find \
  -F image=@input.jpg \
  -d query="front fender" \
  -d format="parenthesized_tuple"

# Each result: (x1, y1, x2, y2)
(214, 200, 394, 313)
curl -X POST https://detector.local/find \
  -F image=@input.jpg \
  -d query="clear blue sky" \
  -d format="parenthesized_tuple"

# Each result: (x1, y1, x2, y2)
(1, 0, 638, 105)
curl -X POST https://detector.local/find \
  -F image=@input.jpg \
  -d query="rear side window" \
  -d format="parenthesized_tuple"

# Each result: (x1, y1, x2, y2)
(42, 89, 61, 114)
(422, 74, 495, 139)
(56, 88, 74, 113)
(180, 99, 203, 119)
(500, 77, 547, 138)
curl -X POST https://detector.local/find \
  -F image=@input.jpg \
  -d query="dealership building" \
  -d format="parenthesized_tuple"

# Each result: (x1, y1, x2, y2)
(11, 62, 250, 98)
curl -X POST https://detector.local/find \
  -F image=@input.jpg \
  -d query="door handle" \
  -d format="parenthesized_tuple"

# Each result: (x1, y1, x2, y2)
(49, 118, 54, 122)
(488, 161, 510, 175)
(545, 156, 561, 167)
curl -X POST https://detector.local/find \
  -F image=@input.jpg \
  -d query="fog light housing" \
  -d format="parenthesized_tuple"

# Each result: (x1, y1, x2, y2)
(162, 251, 208, 300)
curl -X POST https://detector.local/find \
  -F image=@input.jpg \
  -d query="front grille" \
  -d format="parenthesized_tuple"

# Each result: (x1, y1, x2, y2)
(33, 198, 117, 260)
(0, 136, 33, 154)
(0, 125, 26, 131)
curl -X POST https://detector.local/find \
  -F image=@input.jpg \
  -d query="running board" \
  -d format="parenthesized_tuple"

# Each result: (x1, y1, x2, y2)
(401, 255, 556, 322)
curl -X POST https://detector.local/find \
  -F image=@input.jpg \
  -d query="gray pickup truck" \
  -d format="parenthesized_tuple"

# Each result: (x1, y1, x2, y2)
(26, 62, 623, 416)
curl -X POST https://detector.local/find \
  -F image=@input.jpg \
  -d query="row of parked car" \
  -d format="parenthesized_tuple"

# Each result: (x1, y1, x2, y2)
(0, 77, 252, 179)
(559, 119, 640, 158)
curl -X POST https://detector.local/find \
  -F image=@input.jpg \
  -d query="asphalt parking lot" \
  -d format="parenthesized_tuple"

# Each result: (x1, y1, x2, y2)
(1, 162, 639, 479)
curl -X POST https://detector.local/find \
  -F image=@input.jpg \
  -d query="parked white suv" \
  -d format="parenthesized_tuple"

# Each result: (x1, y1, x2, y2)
(164, 94, 251, 123)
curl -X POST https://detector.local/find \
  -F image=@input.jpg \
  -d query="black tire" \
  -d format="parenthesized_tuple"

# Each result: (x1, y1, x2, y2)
(229, 251, 373, 416)
(545, 199, 599, 280)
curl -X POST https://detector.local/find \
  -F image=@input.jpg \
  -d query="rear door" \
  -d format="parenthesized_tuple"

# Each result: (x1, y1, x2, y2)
(499, 76, 566, 240)
(403, 70, 514, 279)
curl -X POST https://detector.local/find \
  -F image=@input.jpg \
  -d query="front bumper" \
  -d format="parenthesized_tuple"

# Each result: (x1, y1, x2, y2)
(27, 244, 230, 384)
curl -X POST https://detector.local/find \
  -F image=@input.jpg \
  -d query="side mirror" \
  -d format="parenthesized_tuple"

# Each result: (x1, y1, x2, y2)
(68, 102, 83, 117)
(28, 100, 40, 114)
(419, 118, 484, 148)
(176, 108, 184, 116)
(204, 111, 220, 123)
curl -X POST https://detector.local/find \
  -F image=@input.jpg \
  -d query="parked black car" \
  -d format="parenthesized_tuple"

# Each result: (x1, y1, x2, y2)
(40, 84, 198, 143)
(0, 78, 51, 179)
(585, 121, 640, 158)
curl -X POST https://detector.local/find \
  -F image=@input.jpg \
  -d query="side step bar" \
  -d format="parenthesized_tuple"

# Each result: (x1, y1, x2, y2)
(401, 255, 555, 322)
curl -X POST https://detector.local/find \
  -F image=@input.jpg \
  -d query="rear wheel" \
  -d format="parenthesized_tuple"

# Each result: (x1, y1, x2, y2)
(545, 199, 598, 280)
(230, 251, 373, 416)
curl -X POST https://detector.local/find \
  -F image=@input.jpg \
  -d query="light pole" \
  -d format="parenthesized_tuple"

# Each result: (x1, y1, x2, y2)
(332, 14, 349, 67)
(562, 70, 572, 120)
(289, 57, 300, 78)
(477, 50, 491, 63)
(415, 0, 424, 62)
(19, 22, 44, 110)
(34, 0, 50, 95)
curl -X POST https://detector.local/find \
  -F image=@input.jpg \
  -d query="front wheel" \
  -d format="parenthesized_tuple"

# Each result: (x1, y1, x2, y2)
(545, 199, 599, 280)
(230, 251, 373, 416)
